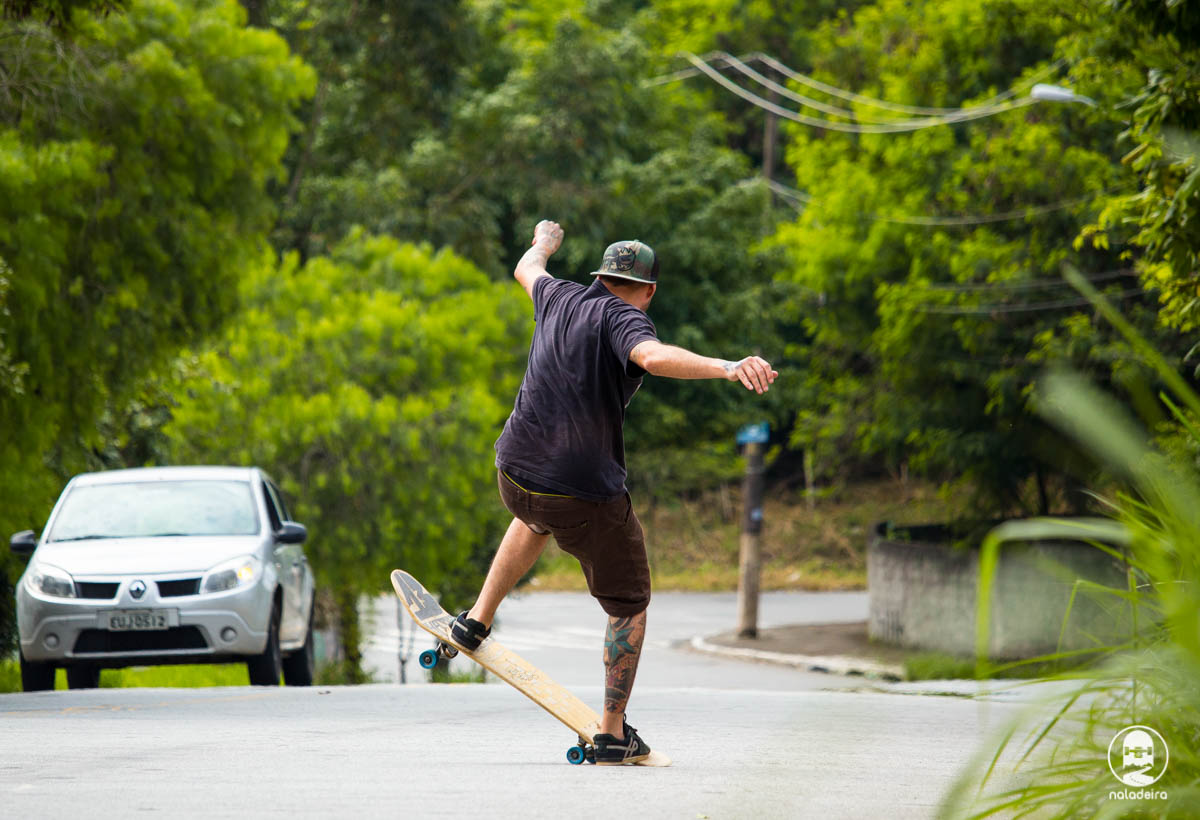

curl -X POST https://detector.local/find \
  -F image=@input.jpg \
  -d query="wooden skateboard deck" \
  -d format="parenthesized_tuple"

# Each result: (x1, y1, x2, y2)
(390, 569, 670, 767)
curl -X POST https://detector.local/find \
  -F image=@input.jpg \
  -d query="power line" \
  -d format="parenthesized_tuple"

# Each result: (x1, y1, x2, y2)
(713, 52, 1032, 126)
(765, 179, 811, 203)
(775, 267, 1149, 318)
(648, 51, 1069, 119)
(924, 269, 1135, 293)
(866, 194, 1110, 226)
(749, 52, 1069, 117)
(766, 179, 1120, 227)
(912, 287, 1147, 315)
(679, 52, 1039, 134)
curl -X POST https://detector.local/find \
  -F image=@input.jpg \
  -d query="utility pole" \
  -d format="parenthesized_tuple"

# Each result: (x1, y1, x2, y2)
(804, 448, 816, 510)
(736, 422, 769, 639)
(761, 88, 779, 237)
(762, 88, 779, 182)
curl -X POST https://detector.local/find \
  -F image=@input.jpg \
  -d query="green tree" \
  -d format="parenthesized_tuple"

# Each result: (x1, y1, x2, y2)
(0, 0, 313, 649)
(638, 0, 871, 168)
(391, 12, 807, 495)
(263, 3, 807, 496)
(2, 0, 125, 28)
(1066, 0, 1200, 332)
(265, 0, 488, 260)
(164, 235, 529, 678)
(769, 0, 1182, 513)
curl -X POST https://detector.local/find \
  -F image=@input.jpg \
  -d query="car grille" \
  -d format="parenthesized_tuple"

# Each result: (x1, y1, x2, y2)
(73, 627, 208, 654)
(156, 578, 201, 597)
(76, 582, 119, 599)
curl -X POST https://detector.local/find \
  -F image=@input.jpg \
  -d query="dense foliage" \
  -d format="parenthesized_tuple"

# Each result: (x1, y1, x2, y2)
(266, 0, 806, 502)
(0, 0, 312, 654)
(3, 0, 1198, 680)
(2, 0, 126, 28)
(164, 236, 529, 670)
(766, 0, 1162, 511)
(1069, 0, 1200, 332)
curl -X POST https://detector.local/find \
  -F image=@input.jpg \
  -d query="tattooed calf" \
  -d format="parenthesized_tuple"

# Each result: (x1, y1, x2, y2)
(603, 612, 646, 714)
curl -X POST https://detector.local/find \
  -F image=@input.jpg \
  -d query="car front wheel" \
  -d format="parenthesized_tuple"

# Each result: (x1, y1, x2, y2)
(20, 651, 55, 692)
(247, 601, 282, 686)
(66, 665, 101, 689)
(282, 599, 315, 687)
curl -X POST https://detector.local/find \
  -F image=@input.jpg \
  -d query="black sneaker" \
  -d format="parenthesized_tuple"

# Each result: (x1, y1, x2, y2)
(593, 718, 651, 766)
(450, 612, 491, 651)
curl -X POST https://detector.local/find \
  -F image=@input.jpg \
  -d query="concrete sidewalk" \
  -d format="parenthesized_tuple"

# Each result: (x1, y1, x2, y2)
(691, 620, 910, 680)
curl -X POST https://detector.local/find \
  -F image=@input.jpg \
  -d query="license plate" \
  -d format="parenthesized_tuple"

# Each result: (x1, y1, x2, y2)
(104, 609, 179, 631)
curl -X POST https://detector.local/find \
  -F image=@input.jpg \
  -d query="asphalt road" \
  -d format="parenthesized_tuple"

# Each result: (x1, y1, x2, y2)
(0, 591, 1039, 819)
(360, 589, 872, 690)
(1, 680, 1027, 819)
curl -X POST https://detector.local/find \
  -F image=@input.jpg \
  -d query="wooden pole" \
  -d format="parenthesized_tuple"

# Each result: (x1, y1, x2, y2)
(804, 448, 815, 510)
(763, 91, 779, 182)
(736, 440, 765, 639)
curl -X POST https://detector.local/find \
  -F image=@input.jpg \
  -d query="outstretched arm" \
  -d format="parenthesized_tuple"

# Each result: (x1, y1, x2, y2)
(514, 219, 563, 299)
(629, 340, 778, 394)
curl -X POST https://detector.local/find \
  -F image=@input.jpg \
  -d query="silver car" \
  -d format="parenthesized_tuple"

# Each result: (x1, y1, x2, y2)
(10, 466, 316, 690)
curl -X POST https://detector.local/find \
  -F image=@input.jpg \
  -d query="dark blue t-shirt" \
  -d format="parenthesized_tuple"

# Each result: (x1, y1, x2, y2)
(495, 277, 658, 501)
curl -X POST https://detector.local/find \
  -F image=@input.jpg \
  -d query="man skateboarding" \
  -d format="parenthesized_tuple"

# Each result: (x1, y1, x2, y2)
(450, 219, 777, 765)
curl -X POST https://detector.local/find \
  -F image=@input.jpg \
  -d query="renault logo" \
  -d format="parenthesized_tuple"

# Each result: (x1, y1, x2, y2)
(130, 580, 146, 600)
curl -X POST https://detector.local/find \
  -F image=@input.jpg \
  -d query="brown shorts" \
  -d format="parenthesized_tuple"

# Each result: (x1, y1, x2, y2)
(497, 471, 650, 618)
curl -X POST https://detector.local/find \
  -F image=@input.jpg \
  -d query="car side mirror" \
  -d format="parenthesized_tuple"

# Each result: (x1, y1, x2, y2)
(10, 530, 36, 556)
(276, 522, 307, 545)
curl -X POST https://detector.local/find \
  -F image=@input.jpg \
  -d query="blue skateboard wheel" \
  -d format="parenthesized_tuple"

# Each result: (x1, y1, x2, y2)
(566, 746, 586, 765)
(418, 649, 438, 669)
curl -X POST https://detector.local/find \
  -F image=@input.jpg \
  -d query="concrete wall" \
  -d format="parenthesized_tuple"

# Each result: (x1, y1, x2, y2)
(867, 523, 1130, 658)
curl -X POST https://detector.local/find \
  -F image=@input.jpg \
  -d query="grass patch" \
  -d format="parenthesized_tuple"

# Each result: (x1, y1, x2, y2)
(0, 654, 365, 693)
(903, 652, 979, 681)
(0, 659, 72, 692)
(902, 652, 1094, 681)
(315, 660, 375, 686)
(429, 663, 486, 684)
(530, 478, 961, 592)
(0, 658, 20, 693)
(100, 664, 249, 688)
(0, 659, 272, 692)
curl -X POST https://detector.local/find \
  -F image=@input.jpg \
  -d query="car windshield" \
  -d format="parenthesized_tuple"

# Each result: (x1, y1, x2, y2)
(49, 480, 260, 541)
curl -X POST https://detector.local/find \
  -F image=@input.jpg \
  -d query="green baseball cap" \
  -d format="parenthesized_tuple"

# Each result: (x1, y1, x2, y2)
(590, 240, 659, 284)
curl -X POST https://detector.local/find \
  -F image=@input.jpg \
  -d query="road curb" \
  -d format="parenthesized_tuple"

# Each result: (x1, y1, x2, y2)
(689, 635, 905, 681)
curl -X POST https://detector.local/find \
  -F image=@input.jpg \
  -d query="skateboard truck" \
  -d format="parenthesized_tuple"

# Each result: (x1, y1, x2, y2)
(417, 640, 459, 669)
(566, 737, 596, 765)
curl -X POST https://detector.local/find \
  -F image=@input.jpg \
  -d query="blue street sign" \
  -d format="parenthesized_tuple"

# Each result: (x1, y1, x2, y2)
(736, 421, 770, 445)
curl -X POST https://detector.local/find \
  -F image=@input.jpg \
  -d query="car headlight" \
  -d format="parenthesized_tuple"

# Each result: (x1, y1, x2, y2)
(201, 555, 262, 594)
(26, 563, 77, 598)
